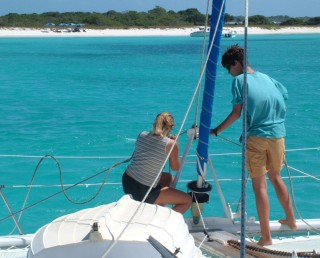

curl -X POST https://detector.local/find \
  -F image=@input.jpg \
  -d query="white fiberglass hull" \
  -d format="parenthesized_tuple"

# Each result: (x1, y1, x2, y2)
(26, 195, 202, 258)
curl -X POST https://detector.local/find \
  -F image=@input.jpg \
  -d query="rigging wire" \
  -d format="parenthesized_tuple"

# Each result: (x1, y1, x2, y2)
(215, 134, 320, 234)
(284, 160, 320, 235)
(1, 146, 318, 159)
(240, 0, 249, 255)
(2, 174, 318, 189)
(216, 134, 242, 147)
(193, 0, 211, 128)
(286, 165, 319, 181)
(1, 154, 132, 233)
(1, 147, 319, 237)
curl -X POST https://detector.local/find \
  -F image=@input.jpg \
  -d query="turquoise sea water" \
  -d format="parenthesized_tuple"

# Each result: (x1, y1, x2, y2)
(0, 34, 319, 235)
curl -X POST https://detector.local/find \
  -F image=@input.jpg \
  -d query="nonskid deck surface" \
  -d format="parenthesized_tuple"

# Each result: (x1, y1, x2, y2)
(192, 231, 320, 258)
(0, 249, 28, 258)
(267, 235, 320, 253)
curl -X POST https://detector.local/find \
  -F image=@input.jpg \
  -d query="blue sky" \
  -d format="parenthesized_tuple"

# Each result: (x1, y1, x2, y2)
(0, 0, 319, 17)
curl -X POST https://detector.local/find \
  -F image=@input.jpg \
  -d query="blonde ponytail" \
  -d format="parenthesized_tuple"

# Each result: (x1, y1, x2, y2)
(153, 112, 174, 137)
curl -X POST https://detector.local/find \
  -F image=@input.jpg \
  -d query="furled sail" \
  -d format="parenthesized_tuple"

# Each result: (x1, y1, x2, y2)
(196, 0, 225, 185)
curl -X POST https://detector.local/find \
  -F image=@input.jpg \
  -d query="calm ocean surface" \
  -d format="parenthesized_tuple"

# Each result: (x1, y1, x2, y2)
(0, 34, 319, 235)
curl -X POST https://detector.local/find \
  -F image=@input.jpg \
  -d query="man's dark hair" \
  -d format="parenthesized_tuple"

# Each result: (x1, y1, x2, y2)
(221, 45, 245, 68)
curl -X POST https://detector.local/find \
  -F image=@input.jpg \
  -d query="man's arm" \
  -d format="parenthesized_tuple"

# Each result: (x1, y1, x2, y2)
(211, 104, 242, 135)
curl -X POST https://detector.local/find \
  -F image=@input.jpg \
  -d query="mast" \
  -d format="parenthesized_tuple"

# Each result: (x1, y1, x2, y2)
(196, 0, 225, 187)
(187, 0, 225, 225)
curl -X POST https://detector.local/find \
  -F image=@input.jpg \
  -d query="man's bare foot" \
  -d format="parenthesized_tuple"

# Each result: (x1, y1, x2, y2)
(257, 237, 272, 246)
(278, 218, 297, 231)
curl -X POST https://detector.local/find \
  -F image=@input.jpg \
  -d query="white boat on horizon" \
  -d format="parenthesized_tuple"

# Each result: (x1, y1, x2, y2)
(190, 27, 237, 38)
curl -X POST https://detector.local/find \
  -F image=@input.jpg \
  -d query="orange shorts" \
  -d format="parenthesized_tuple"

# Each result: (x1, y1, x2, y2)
(246, 136, 285, 178)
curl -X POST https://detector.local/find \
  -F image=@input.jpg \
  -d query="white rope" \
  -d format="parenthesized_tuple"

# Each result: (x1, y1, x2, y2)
(197, 234, 210, 254)
(196, 155, 206, 179)
(102, 0, 227, 254)
(191, 193, 211, 251)
(194, 197, 207, 234)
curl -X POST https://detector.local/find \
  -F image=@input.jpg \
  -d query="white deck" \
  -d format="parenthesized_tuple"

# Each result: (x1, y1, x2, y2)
(1, 200, 320, 258)
(27, 195, 202, 258)
(0, 249, 28, 258)
(267, 235, 320, 253)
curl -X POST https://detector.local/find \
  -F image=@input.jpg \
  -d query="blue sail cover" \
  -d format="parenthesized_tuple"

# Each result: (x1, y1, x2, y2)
(196, 0, 225, 178)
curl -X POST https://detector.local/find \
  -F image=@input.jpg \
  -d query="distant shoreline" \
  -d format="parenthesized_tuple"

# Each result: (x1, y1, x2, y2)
(0, 26, 319, 37)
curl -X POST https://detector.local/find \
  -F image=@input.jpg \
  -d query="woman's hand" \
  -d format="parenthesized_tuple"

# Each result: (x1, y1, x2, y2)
(169, 134, 177, 140)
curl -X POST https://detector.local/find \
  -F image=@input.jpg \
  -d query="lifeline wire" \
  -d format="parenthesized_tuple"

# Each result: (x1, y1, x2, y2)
(284, 160, 320, 234)
(1, 154, 132, 229)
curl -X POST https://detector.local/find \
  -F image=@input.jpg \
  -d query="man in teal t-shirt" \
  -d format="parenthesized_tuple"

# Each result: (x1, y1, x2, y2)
(210, 45, 296, 246)
(231, 70, 288, 138)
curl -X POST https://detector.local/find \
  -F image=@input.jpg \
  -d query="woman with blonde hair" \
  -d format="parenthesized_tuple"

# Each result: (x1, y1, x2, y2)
(122, 112, 192, 214)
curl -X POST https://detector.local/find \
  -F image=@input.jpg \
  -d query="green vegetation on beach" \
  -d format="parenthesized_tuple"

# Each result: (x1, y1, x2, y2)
(0, 6, 319, 29)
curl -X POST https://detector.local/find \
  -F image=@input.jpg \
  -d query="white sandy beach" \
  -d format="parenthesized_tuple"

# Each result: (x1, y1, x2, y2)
(0, 26, 319, 37)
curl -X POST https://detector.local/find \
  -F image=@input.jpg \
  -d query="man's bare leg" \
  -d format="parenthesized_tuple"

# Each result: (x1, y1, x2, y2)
(252, 175, 272, 246)
(268, 169, 297, 231)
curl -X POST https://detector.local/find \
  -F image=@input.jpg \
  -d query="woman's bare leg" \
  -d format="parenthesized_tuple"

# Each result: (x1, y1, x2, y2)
(159, 172, 174, 187)
(155, 187, 192, 214)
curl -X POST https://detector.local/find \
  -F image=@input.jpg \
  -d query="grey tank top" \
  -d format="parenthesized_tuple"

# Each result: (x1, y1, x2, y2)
(126, 131, 170, 187)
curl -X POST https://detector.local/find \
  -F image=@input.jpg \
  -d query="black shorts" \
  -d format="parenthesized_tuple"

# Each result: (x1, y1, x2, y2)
(122, 171, 161, 204)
